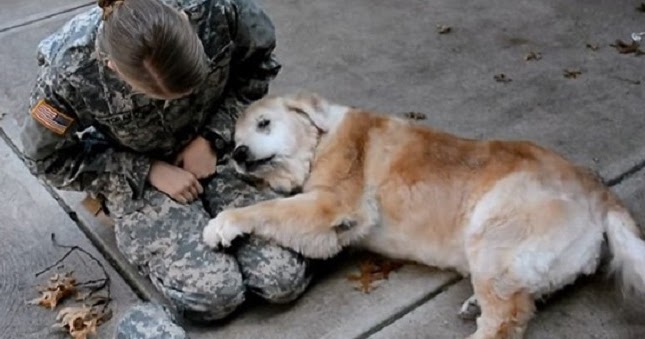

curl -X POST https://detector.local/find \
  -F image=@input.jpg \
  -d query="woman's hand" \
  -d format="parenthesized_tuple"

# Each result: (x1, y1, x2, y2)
(175, 136, 218, 179)
(147, 160, 203, 204)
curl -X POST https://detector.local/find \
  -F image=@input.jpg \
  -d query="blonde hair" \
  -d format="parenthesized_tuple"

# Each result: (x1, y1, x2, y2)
(98, 0, 209, 97)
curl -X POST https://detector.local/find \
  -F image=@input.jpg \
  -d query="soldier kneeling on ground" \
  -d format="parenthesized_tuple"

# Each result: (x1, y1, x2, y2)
(20, 0, 312, 337)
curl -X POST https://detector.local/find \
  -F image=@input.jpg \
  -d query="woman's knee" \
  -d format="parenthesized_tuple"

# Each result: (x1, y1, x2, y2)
(236, 236, 312, 304)
(148, 249, 247, 322)
(110, 189, 246, 321)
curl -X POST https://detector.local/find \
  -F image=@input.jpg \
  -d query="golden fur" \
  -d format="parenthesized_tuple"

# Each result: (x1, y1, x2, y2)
(203, 93, 645, 339)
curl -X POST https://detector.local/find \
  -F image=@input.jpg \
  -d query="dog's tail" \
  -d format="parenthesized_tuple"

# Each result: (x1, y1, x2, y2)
(604, 201, 645, 294)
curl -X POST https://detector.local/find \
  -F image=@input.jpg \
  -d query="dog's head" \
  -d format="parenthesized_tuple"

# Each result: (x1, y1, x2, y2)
(231, 92, 332, 194)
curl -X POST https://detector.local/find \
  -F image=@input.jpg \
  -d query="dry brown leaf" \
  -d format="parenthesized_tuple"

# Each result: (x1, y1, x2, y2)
(610, 39, 645, 55)
(29, 272, 77, 309)
(53, 305, 111, 339)
(347, 257, 406, 293)
(437, 25, 452, 34)
(524, 51, 542, 61)
(29, 235, 114, 339)
(347, 260, 379, 293)
(402, 112, 427, 120)
(377, 260, 405, 280)
(563, 68, 582, 79)
(585, 43, 600, 51)
(494, 73, 512, 83)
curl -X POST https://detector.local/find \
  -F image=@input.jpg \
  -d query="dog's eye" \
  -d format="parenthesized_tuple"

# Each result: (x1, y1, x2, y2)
(257, 119, 270, 129)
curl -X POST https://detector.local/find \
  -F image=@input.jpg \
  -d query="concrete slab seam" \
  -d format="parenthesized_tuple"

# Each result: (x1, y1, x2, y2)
(0, 1, 94, 34)
(606, 158, 645, 187)
(355, 275, 463, 339)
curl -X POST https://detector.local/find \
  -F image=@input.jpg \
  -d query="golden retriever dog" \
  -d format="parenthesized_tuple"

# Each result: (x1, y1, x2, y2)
(203, 92, 645, 339)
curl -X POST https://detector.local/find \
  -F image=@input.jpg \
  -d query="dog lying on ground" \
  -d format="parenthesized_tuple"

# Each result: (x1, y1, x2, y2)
(203, 92, 645, 339)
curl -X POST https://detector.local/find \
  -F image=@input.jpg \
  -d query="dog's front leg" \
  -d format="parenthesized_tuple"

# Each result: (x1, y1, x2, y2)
(203, 190, 350, 259)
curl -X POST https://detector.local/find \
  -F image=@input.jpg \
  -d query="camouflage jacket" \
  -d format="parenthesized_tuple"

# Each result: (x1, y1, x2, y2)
(20, 0, 280, 200)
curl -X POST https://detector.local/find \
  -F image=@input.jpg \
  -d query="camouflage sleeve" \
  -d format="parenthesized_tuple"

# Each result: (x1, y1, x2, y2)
(203, 0, 281, 145)
(20, 65, 152, 199)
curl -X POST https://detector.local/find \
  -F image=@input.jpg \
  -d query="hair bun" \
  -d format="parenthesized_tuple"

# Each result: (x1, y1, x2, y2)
(98, 0, 124, 20)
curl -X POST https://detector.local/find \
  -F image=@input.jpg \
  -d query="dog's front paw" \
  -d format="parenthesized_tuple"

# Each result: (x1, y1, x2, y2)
(203, 210, 246, 249)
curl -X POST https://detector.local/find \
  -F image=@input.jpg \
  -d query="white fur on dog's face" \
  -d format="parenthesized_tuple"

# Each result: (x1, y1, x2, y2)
(235, 98, 299, 165)
(232, 94, 326, 193)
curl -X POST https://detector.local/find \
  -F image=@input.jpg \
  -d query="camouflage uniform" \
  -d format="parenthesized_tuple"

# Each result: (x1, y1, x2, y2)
(19, 0, 311, 337)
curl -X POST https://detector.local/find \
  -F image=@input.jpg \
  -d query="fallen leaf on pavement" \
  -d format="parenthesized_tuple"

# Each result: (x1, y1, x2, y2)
(29, 272, 77, 310)
(437, 25, 452, 34)
(585, 43, 600, 51)
(524, 51, 542, 61)
(494, 73, 512, 83)
(563, 68, 582, 79)
(29, 235, 114, 339)
(347, 257, 406, 293)
(610, 39, 645, 55)
(53, 305, 112, 339)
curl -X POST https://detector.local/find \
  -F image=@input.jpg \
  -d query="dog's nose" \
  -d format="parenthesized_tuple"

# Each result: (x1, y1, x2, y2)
(232, 145, 250, 163)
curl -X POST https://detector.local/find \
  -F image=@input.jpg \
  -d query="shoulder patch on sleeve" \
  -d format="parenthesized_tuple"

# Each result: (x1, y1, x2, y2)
(30, 99, 75, 135)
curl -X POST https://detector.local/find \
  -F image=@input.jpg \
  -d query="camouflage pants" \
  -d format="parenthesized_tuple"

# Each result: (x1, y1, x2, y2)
(108, 163, 311, 337)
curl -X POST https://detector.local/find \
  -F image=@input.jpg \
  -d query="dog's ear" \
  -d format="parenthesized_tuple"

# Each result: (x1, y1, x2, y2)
(284, 92, 330, 132)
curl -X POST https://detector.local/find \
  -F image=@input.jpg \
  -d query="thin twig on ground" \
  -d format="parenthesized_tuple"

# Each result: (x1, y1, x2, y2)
(35, 233, 112, 311)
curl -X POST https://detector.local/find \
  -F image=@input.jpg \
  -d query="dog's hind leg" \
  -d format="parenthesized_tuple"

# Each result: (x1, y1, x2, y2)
(463, 227, 537, 339)
(466, 278, 535, 339)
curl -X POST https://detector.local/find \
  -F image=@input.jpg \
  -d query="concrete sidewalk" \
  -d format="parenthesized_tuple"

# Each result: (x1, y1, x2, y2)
(0, 0, 644, 338)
